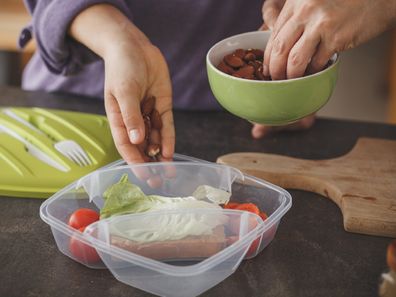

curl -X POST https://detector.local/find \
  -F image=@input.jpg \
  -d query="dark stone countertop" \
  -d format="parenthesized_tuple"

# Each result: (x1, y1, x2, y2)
(0, 86, 395, 297)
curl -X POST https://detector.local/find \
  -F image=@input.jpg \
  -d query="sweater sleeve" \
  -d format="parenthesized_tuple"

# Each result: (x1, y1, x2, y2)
(21, 0, 133, 75)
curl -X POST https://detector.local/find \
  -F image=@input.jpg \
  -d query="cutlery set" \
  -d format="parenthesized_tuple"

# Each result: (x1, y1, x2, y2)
(1, 108, 91, 170)
(0, 107, 119, 198)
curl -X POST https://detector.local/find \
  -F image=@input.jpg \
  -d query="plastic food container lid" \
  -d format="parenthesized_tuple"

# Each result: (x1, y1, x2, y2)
(40, 154, 292, 297)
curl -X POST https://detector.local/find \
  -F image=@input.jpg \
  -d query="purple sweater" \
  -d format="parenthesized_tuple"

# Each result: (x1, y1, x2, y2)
(21, 0, 264, 110)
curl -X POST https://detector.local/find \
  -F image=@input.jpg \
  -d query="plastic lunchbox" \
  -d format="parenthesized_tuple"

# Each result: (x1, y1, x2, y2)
(40, 154, 292, 297)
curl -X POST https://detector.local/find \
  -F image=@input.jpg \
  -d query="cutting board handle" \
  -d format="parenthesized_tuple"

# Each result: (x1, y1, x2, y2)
(217, 153, 342, 205)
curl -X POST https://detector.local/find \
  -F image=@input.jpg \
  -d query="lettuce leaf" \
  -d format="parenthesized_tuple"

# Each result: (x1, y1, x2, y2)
(100, 174, 229, 219)
(100, 174, 154, 219)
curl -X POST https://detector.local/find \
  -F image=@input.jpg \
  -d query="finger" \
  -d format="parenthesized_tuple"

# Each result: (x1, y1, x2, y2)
(262, 0, 284, 30)
(152, 125, 176, 178)
(147, 174, 163, 188)
(299, 114, 316, 129)
(145, 55, 175, 160)
(269, 18, 304, 80)
(277, 115, 316, 131)
(270, 1, 292, 38)
(250, 114, 315, 138)
(286, 114, 316, 130)
(263, 31, 275, 77)
(105, 94, 146, 165)
(157, 158, 177, 178)
(158, 105, 175, 160)
(251, 124, 273, 139)
(272, 115, 315, 132)
(258, 23, 269, 31)
(113, 82, 145, 145)
(306, 42, 334, 75)
(287, 30, 321, 79)
(263, 1, 293, 77)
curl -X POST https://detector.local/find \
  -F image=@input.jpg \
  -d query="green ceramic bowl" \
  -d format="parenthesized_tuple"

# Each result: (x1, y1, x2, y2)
(206, 31, 340, 125)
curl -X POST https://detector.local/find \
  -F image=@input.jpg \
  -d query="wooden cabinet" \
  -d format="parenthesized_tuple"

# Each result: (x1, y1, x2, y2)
(0, 0, 35, 52)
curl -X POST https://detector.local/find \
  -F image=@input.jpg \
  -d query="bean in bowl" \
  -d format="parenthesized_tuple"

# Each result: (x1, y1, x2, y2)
(217, 48, 270, 80)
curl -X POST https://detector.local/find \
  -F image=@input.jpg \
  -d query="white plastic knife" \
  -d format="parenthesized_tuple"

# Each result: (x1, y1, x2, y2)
(0, 124, 68, 172)
(2, 108, 45, 135)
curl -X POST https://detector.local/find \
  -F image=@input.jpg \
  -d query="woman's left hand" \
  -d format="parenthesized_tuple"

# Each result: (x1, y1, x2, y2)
(262, 0, 396, 80)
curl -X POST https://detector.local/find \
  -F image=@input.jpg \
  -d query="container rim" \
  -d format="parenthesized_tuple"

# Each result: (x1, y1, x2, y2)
(75, 161, 245, 197)
(39, 153, 292, 275)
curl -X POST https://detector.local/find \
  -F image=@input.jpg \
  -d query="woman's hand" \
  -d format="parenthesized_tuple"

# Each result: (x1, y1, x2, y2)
(254, 0, 396, 138)
(251, 114, 315, 138)
(253, 0, 314, 138)
(262, 0, 396, 80)
(69, 4, 174, 164)
(103, 39, 174, 164)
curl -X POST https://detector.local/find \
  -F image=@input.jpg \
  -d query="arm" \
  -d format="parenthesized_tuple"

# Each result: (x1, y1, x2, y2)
(69, 4, 175, 164)
(25, 0, 133, 74)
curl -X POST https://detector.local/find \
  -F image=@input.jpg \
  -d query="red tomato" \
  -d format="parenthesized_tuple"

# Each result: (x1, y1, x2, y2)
(235, 203, 260, 215)
(387, 239, 396, 271)
(68, 208, 99, 230)
(259, 212, 268, 221)
(69, 227, 100, 264)
(246, 237, 261, 258)
(223, 202, 240, 209)
(262, 224, 277, 243)
(229, 216, 259, 236)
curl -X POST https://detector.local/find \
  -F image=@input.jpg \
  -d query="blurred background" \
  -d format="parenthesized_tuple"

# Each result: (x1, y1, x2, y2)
(1, 1, 395, 124)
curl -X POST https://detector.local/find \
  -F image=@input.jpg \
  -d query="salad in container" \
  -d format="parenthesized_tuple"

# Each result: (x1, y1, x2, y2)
(40, 154, 292, 297)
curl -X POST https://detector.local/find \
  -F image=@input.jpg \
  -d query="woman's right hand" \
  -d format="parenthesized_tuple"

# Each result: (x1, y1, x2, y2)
(69, 4, 175, 164)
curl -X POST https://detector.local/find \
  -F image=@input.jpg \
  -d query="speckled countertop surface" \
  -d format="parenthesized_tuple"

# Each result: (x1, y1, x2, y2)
(1, 86, 395, 297)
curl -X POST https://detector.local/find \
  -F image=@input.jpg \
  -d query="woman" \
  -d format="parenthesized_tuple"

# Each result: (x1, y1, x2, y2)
(20, 0, 396, 163)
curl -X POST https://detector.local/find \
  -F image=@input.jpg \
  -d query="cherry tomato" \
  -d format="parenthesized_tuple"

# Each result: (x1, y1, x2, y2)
(234, 203, 260, 215)
(69, 226, 100, 264)
(387, 239, 396, 271)
(68, 208, 99, 230)
(259, 212, 268, 221)
(246, 237, 261, 258)
(223, 202, 240, 209)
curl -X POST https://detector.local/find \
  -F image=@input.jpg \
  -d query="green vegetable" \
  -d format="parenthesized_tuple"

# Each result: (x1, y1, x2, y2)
(100, 174, 155, 219)
(100, 174, 230, 219)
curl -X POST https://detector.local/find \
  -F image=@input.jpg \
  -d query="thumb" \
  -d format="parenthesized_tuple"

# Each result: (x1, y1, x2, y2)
(251, 123, 272, 139)
(262, 0, 284, 30)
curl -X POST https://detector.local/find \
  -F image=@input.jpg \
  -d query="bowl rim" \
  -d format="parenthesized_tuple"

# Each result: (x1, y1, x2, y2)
(206, 30, 339, 84)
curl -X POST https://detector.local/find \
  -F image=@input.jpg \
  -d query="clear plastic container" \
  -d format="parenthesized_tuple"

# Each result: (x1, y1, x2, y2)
(40, 154, 292, 297)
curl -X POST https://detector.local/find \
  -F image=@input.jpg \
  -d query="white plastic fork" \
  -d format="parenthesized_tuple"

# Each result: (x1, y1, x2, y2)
(3, 108, 92, 167)
(54, 140, 92, 167)
(0, 124, 68, 172)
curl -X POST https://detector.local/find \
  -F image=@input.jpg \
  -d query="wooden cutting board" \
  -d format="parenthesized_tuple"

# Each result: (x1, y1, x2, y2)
(217, 137, 396, 238)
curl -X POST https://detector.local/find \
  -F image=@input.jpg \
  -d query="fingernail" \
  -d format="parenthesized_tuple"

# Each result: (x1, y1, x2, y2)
(129, 129, 140, 143)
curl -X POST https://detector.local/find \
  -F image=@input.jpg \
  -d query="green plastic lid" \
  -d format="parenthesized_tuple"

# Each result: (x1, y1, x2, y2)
(0, 107, 120, 198)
